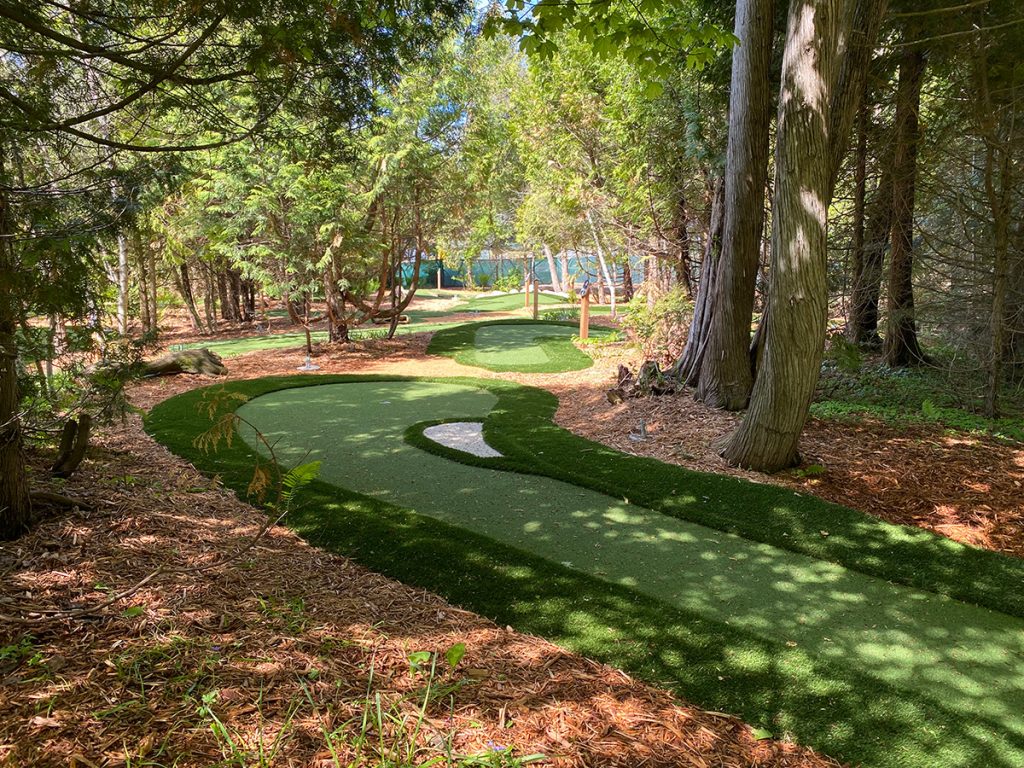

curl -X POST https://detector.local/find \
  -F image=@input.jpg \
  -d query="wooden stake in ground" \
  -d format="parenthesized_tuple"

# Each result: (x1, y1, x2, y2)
(580, 289, 591, 341)
(532, 255, 539, 320)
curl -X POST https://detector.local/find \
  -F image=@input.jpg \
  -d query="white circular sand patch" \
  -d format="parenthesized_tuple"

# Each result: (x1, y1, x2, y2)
(423, 422, 503, 458)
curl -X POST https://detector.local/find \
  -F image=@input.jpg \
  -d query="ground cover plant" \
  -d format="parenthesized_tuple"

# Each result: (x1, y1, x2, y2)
(147, 374, 1024, 768)
(427, 320, 616, 373)
(814, 351, 1024, 442)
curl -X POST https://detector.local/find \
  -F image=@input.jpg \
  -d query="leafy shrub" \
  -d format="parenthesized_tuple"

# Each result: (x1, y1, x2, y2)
(825, 332, 862, 374)
(620, 288, 691, 363)
(540, 307, 580, 322)
(477, 273, 493, 289)
(493, 272, 523, 292)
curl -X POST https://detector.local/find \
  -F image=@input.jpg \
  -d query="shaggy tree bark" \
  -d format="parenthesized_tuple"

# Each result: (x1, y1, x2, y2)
(884, 45, 928, 367)
(696, 0, 776, 410)
(721, 0, 842, 471)
(674, 179, 725, 384)
(0, 171, 31, 539)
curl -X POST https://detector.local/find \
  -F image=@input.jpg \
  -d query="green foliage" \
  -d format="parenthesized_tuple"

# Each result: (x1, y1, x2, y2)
(539, 307, 580, 321)
(493, 273, 524, 292)
(815, 359, 1024, 442)
(620, 288, 691, 360)
(487, 0, 736, 78)
(825, 333, 863, 374)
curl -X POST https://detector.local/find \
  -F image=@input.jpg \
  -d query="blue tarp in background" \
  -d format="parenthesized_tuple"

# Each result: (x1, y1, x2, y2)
(404, 253, 645, 289)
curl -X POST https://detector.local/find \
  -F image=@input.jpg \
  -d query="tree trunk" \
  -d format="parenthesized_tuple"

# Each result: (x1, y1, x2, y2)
(587, 210, 617, 316)
(175, 262, 204, 332)
(848, 140, 894, 347)
(116, 233, 129, 335)
(622, 259, 635, 302)
(143, 348, 227, 376)
(696, 0, 776, 410)
(136, 234, 151, 332)
(0, 174, 31, 539)
(721, 0, 842, 471)
(203, 263, 217, 330)
(560, 251, 571, 293)
(543, 244, 562, 292)
(216, 269, 231, 320)
(674, 177, 725, 384)
(976, 41, 1014, 418)
(884, 45, 928, 368)
(148, 232, 158, 333)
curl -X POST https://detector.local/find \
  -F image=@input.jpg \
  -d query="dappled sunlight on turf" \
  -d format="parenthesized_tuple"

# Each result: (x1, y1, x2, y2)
(232, 379, 1024, 753)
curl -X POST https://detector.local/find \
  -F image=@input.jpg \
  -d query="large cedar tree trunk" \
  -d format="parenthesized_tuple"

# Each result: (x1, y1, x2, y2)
(674, 179, 725, 384)
(0, 181, 31, 538)
(696, 0, 776, 410)
(721, 0, 842, 471)
(884, 45, 928, 367)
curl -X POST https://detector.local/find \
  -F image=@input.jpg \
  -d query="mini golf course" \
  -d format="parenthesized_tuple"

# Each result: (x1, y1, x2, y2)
(173, 320, 465, 358)
(427, 319, 614, 372)
(147, 375, 1024, 768)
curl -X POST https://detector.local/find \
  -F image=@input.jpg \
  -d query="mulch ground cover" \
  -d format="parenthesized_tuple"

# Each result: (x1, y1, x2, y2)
(5, 305, 1021, 766)
(0, 411, 837, 768)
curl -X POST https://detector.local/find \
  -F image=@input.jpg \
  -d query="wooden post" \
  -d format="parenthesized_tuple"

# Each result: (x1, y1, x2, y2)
(524, 257, 530, 307)
(532, 255, 539, 320)
(579, 291, 590, 340)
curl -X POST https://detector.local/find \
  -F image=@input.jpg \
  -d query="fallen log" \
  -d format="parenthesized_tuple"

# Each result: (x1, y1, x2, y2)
(143, 348, 227, 377)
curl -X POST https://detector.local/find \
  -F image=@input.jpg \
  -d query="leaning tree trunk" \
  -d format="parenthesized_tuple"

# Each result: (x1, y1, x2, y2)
(175, 262, 204, 332)
(543, 244, 562, 293)
(673, 178, 725, 384)
(884, 44, 928, 368)
(696, 0, 776, 410)
(0, 176, 31, 539)
(721, 0, 842, 471)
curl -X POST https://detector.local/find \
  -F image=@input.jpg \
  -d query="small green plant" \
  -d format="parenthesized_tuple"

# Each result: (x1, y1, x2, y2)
(255, 594, 308, 634)
(575, 330, 623, 348)
(825, 332, 863, 374)
(539, 307, 580, 322)
(457, 744, 546, 767)
(196, 687, 299, 767)
(493, 273, 523, 292)
(791, 464, 827, 479)
(0, 636, 39, 671)
(620, 288, 691, 362)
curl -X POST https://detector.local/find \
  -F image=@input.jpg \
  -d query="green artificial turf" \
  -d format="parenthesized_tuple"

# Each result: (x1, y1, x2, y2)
(427, 319, 613, 373)
(461, 291, 568, 312)
(145, 375, 1024, 768)
(173, 320, 465, 358)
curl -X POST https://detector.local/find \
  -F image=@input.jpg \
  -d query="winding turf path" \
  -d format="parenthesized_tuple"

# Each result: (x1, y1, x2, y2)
(235, 380, 1024, 766)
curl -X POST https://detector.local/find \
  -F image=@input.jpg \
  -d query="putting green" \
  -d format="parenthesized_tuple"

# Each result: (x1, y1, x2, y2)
(174, 320, 465, 358)
(231, 381, 1024, 764)
(461, 292, 567, 312)
(147, 375, 1024, 767)
(428, 320, 613, 372)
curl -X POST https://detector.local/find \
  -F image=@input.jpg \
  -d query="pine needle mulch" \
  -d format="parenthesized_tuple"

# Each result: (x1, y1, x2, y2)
(553, 379, 1024, 560)
(0, 406, 840, 767)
